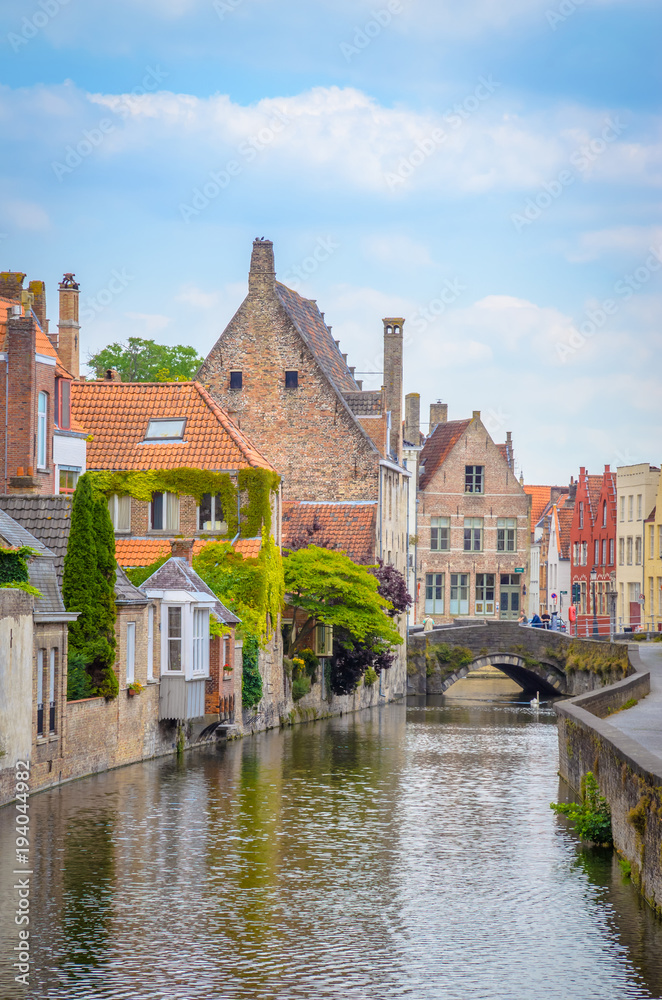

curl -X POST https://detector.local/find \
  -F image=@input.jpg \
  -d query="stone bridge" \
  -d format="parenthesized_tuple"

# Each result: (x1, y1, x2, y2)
(407, 621, 632, 698)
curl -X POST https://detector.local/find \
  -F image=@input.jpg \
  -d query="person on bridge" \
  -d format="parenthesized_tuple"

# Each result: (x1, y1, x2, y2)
(530, 613, 543, 628)
(518, 611, 529, 625)
(541, 610, 551, 629)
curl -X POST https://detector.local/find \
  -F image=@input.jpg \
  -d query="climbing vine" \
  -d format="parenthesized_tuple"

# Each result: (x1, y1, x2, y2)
(0, 545, 38, 586)
(88, 466, 279, 539)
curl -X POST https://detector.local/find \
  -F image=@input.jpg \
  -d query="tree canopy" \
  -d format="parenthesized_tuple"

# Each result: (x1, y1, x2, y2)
(282, 545, 402, 658)
(87, 337, 204, 382)
(62, 474, 118, 699)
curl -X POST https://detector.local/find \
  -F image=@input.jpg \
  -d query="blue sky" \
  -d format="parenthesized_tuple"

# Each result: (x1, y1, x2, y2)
(1, 0, 660, 483)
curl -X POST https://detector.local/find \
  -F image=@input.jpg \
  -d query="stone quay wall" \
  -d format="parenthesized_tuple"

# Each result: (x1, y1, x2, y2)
(556, 651, 662, 916)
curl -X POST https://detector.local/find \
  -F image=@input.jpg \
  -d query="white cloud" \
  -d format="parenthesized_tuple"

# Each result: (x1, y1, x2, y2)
(124, 311, 172, 333)
(175, 284, 220, 309)
(0, 199, 50, 232)
(567, 225, 662, 262)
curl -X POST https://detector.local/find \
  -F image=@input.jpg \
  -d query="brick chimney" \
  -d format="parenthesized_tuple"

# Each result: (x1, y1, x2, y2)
(429, 401, 447, 431)
(58, 273, 80, 377)
(404, 392, 420, 446)
(383, 318, 404, 464)
(248, 238, 276, 296)
(28, 280, 48, 334)
(103, 369, 122, 382)
(0, 271, 26, 301)
(5, 314, 39, 493)
(170, 538, 195, 566)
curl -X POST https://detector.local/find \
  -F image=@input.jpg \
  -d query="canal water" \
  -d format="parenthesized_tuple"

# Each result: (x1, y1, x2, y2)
(2, 696, 662, 1000)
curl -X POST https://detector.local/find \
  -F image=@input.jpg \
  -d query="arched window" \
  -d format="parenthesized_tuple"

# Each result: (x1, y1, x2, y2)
(602, 500, 607, 527)
(37, 392, 47, 468)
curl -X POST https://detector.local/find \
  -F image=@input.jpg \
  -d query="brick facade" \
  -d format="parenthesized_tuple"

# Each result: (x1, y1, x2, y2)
(570, 466, 617, 636)
(417, 412, 531, 623)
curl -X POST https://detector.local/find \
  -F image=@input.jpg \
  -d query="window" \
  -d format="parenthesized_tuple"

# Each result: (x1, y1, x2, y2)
(659, 525, 662, 559)
(151, 492, 179, 531)
(601, 539, 607, 566)
(609, 538, 614, 565)
(475, 574, 495, 615)
(37, 649, 45, 736)
(497, 518, 517, 552)
(126, 622, 136, 684)
(198, 493, 227, 532)
(465, 465, 484, 494)
(49, 648, 56, 733)
(430, 517, 450, 551)
(108, 494, 131, 533)
(635, 536, 642, 565)
(619, 537, 625, 565)
(637, 494, 642, 520)
(649, 577, 654, 618)
(650, 525, 655, 560)
(229, 371, 242, 390)
(573, 542, 579, 565)
(464, 517, 483, 551)
(144, 418, 186, 440)
(37, 392, 47, 468)
(167, 607, 182, 671)
(314, 624, 333, 657)
(626, 537, 633, 565)
(594, 540, 600, 564)
(619, 497, 625, 522)
(602, 500, 607, 527)
(192, 608, 208, 673)
(59, 467, 80, 494)
(580, 581, 587, 615)
(581, 541, 588, 566)
(628, 495, 633, 521)
(425, 573, 445, 614)
(578, 502, 584, 529)
(285, 370, 298, 389)
(450, 573, 469, 615)
(658, 577, 662, 617)
(54, 378, 71, 430)
(147, 605, 154, 682)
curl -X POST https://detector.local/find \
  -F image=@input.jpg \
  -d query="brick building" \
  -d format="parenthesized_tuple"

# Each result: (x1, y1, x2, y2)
(569, 466, 617, 636)
(416, 407, 530, 623)
(0, 271, 87, 496)
(197, 238, 411, 580)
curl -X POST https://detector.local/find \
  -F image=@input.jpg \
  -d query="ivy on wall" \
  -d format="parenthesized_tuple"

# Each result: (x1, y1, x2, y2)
(89, 466, 279, 539)
(0, 545, 37, 586)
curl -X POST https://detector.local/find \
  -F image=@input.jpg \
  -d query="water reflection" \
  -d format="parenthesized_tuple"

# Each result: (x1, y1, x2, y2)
(0, 700, 661, 999)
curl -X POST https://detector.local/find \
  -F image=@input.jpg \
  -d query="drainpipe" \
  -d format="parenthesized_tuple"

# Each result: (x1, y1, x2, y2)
(378, 464, 383, 561)
(4, 356, 8, 493)
(231, 477, 242, 544)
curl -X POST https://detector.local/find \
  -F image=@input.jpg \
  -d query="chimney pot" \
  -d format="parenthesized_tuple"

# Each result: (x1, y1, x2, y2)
(58, 273, 80, 378)
(0, 271, 26, 301)
(170, 538, 195, 566)
(429, 401, 447, 430)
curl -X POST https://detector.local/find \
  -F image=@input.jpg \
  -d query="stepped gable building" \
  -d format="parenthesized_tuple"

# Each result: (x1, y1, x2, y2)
(197, 238, 410, 578)
(70, 378, 279, 569)
(569, 466, 617, 635)
(416, 406, 530, 623)
(0, 271, 87, 495)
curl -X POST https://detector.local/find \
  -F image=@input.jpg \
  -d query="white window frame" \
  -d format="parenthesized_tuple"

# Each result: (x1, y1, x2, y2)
(49, 647, 56, 733)
(198, 493, 228, 533)
(109, 494, 131, 533)
(150, 491, 180, 532)
(126, 623, 136, 684)
(475, 573, 495, 615)
(166, 605, 183, 671)
(192, 608, 209, 673)
(497, 517, 516, 553)
(313, 624, 333, 657)
(37, 648, 45, 736)
(37, 392, 47, 469)
(147, 605, 154, 681)
(425, 573, 445, 614)
(430, 516, 450, 552)
(450, 573, 469, 616)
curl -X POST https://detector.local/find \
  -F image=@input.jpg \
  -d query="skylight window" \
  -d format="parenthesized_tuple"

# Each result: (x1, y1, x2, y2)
(144, 419, 186, 441)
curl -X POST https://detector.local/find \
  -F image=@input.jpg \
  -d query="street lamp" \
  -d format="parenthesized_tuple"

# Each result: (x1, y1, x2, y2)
(590, 567, 598, 638)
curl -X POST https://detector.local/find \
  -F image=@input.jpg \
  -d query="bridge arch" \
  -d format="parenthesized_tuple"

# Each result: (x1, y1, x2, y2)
(435, 653, 568, 698)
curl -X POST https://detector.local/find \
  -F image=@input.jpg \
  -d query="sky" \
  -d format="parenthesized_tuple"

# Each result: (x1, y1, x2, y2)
(1, 0, 660, 483)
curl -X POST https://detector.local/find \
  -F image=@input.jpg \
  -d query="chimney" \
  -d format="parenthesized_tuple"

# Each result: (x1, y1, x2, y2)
(405, 392, 420, 446)
(5, 314, 40, 493)
(356, 380, 363, 391)
(170, 538, 195, 566)
(0, 271, 26, 301)
(429, 401, 447, 431)
(248, 238, 276, 296)
(383, 318, 404, 463)
(472, 410, 481, 421)
(58, 273, 80, 378)
(103, 368, 122, 382)
(28, 280, 48, 333)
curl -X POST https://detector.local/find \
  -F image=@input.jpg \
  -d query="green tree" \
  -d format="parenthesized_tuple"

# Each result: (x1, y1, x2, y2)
(87, 337, 204, 382)
(62, 474, 118, 699)
(282, 546, 402, 658)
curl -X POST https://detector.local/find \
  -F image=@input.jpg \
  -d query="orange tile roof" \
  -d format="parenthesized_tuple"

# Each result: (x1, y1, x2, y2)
(71, 380, 276, 473)
(523, 485, 553, 531)
(115, 535, 263, 568)
(557, 504, 575, 559)
(0, 296, 58, 359)
(586, 474, 604, 518)
(282, 500, 376, 563)
(419, 419, 471, 490)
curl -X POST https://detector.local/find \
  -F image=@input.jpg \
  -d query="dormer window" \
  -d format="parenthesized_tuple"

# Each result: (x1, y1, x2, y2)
(285, 371, 298, 389)
(144, 419, 185, 441)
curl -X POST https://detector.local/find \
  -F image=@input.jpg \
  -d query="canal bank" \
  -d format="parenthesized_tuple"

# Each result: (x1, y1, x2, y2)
(556, 642, 662, 916)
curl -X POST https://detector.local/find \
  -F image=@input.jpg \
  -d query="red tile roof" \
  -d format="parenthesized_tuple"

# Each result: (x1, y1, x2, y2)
(557, 504, 574, 559)
(418, 419, 471, 490)
(0, 296, 58, 360)
(282, 500, 377, 563)
(586, 475, 604, 519)
(523, 485, 553, 531)
(233, 537, 262, 559)
(276, 283, 360, 394)
(71, 380, 276, 473)
(115, 535, 263, 568)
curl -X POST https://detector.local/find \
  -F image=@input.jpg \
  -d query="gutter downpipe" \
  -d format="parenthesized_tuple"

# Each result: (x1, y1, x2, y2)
(4, 356, 8, 493)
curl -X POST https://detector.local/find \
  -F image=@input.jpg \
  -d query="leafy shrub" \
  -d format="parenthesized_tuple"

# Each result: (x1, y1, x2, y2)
(364, 666, 378, 687)
(67, 651, 95, 701)
(550, 772, 612, 845)
(292, 676, 311, 701)
(242, 636, 263, 709)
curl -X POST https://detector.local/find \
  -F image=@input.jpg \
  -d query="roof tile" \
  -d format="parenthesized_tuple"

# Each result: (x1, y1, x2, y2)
(418, 419, 471, 490)
(276, 283, 359, 394)
(282, 501, 376, 564)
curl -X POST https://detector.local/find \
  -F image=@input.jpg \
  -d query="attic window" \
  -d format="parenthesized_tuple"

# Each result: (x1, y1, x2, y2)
(230, 371, 243, 390)
(144, 419, 186, 441)
(285, 371, 298, 389)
